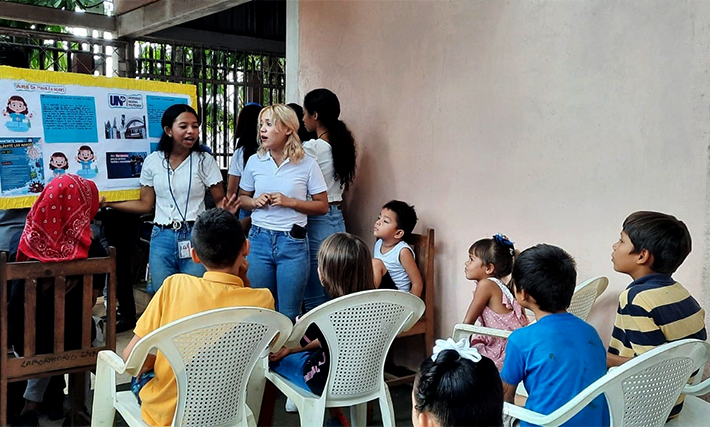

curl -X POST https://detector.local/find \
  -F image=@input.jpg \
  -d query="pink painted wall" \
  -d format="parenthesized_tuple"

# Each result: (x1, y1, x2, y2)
(297, 0, 710, 347)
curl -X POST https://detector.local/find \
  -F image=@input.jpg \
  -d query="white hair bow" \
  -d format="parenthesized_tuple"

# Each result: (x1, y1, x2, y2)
(431, 338, 482, 363)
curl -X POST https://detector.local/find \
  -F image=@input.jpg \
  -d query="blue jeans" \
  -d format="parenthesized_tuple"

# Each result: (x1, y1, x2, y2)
(247, 225, 309, 321)
(269, 351, 312, 392)
(238, 208, 251, 221)
(149, 225, 206, 294)
(304, 206, 346, 312)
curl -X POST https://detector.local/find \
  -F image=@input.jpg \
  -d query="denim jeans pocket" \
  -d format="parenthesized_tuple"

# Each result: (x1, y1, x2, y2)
(249, 226, 259, 238)
(286, 232, 308, 243)
(150, 225, 160, 239)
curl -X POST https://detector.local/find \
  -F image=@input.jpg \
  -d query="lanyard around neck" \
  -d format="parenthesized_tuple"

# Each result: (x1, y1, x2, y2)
(167, 153, 192, 223)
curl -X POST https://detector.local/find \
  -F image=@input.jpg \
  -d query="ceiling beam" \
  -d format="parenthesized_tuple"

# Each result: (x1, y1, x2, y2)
(146, 27, 285, 55)
(0, 2, 116, 32)
(116, 0, 251, 38)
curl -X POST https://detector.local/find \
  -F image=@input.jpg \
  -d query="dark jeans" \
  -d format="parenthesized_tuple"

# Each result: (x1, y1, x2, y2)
(101, 209, 141, 322)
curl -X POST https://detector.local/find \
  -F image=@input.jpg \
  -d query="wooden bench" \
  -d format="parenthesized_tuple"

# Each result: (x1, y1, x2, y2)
(386, 228, 435, 386)
(1, 247, 117, 426)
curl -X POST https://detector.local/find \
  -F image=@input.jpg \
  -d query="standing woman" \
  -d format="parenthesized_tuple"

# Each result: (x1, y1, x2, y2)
(104, 104, 236, 293)
(239, 104, 328, 321)
(301, 88, 357, 311)
(227, 103, 261, 220)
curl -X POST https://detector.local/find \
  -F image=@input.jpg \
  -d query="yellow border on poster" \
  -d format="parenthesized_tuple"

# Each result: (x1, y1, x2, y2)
(0, 66, 198, 209)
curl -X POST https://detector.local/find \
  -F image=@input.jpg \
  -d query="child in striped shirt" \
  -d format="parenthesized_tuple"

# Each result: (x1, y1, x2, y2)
(608, 211, 706, 419)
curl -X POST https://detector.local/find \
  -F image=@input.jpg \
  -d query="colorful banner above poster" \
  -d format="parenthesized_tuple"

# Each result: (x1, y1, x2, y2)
(0, 66, 197, 209)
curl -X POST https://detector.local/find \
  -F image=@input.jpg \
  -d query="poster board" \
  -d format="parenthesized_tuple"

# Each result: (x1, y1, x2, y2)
(0, 66, 197, 209)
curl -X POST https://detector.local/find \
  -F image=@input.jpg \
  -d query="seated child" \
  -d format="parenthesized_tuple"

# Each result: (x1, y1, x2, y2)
(608, 211, 706, 419)
(269, 232, 375, 425)
(371, 200, 423, 297)
(462, 234, 528, 370)
(413, 339, 503, 427)
(500, 244, 609, 427)
(122, 208, 274, 427)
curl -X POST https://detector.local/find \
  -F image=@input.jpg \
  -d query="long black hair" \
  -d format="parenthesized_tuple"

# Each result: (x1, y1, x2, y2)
(415, 350, 503, 427)
(157, 104, 205, 159)
(235, 104, 262, 167)
(288, 102, 317, 143)
(303, 88, 356, 191)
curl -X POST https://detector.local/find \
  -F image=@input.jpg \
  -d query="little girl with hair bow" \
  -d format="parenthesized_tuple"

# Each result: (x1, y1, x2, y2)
(462, 233, 528, 370)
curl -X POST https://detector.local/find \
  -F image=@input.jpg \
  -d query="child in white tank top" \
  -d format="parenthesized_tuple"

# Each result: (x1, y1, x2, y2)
(371, 200, 423, 297)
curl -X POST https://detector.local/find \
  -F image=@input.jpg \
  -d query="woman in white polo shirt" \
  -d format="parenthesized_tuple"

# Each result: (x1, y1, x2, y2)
(104, 104, 237, 294)
(239, 104, 328, 321)
(226, 102, 261, 221)
(301, 89, 358, 312)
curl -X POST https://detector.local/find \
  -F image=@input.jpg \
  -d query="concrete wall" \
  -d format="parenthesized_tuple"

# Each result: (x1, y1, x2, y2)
(296, 0, 710, 346)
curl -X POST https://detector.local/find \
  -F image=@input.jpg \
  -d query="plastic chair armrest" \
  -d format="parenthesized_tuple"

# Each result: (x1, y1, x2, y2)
(452, 323, 512, 341)
(282, 319, 311, 349)
(684, 377, 710, 396)
(504, 403, 565, 427)
(98, 350, 127, 374)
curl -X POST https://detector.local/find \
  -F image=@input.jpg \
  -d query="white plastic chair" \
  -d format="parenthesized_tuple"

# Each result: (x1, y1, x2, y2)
(452, 276, 609, 341)
(503, 339, 710, 427)
(666, 353, 710, 427)
(567, 276, 609, 320)
(91, 307, 292, 427)
(263, 289, 425, 427)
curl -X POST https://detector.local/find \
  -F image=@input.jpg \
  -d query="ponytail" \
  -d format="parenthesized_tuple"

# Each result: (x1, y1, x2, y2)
(304, 88, 357, 190)
(324, 118, 356, 191)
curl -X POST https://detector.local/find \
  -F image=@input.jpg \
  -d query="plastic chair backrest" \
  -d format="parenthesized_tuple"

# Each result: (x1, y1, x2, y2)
(296, 290, 425, 405)
(512, 339, 710, 427)
(568, 276, 609, 320)
(124, 307, 292, 427)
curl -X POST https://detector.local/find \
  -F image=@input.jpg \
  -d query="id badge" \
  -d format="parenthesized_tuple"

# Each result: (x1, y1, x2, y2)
(178, 240, 192, 259)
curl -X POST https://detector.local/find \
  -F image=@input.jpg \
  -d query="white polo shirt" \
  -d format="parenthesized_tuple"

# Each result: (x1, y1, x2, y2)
(140, 151, 223, 225)
(228, 143, 246, 177)
(240, 151, 327, 231)
(303, 138, 343, 203)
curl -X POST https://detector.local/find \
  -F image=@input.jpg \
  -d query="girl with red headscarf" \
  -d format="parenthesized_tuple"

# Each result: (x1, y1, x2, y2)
(8, 174, 106, 425)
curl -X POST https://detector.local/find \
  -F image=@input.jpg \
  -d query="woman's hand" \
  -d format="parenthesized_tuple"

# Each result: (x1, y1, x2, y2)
(268, 192, 293, 208)
(269, 346, 292, 362)
(252, 193, 271, 209)
(99, 196, 108, 209)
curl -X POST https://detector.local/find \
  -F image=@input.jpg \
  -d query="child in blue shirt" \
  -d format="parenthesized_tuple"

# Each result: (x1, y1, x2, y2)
(500, 244, 609, 427)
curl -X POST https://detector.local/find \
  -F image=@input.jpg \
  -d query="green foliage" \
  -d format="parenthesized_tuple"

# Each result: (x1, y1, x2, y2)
(0, 0, 107, 32)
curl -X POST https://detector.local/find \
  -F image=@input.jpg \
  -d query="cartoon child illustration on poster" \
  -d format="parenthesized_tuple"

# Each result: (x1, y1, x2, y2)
(3, 95, 33, 132)
(75, 145, 98, 178)
(49, 152, 69, 180)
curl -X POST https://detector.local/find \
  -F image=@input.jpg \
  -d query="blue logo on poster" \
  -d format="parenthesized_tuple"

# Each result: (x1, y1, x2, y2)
(109, 93, 143, 109)
(109, 94, 127, 107)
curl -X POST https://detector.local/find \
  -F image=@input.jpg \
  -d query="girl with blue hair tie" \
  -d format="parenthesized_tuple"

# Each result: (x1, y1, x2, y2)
(461, 234, 529, 370)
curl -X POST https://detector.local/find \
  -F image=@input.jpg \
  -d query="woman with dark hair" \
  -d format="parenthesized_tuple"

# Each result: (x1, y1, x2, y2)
(413, 340, 504, 427)
(227, 103, 262, 219)
(104, 104, 237, 294)
(301, 88, 358, 312)
(287, 102, 317, 143)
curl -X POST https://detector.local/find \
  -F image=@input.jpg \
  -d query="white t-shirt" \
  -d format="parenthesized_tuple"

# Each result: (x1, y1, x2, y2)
(140, 151, 223, 225)
(374, 239, 415, 292)
(303, 138, 343, 203)
(228, 143, 246, 177)
(240, 151, 327, 231)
